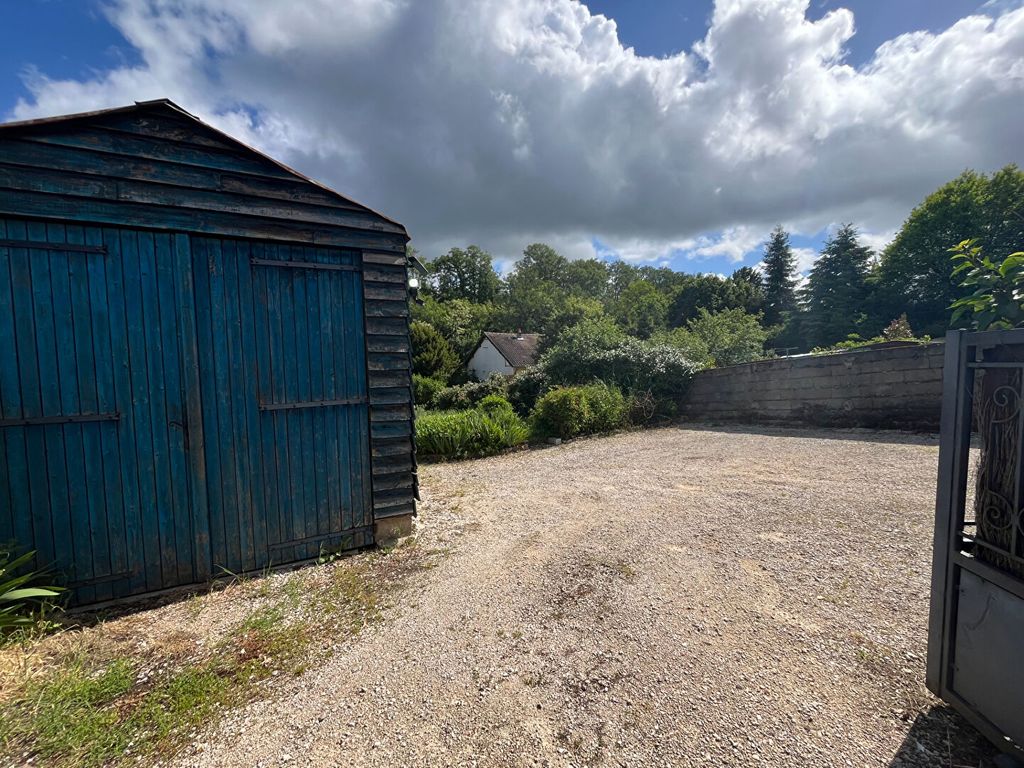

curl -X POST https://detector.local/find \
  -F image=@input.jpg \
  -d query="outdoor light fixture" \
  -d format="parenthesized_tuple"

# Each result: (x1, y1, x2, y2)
(407, 252, 428, 305)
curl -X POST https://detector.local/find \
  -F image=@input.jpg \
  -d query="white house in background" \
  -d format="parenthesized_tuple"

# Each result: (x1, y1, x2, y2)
(467, 331, 542, 380)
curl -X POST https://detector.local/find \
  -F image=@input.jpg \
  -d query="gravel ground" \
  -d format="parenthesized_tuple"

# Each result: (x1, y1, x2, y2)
(177, 424, 997, 768)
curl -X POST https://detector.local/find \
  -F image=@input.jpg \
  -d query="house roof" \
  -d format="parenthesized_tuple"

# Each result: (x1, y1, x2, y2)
(481, 331, 542, 368)
(0, 98, 407, 236)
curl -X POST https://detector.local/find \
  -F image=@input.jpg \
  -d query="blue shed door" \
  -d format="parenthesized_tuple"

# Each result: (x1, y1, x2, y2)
(0, 219, 208, 602)
(190, 237, 372, 575)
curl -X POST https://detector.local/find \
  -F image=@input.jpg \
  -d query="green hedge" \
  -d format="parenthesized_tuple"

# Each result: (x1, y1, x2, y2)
(412, 374, 446, 406)
(531, 382, 629, 440)
(431, 375, 509, 411)
(415, 401, 529, 459)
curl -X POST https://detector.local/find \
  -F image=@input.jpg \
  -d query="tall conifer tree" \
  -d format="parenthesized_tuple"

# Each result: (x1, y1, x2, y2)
(804, 224, 873, 348)
(761, 225, 797, 328)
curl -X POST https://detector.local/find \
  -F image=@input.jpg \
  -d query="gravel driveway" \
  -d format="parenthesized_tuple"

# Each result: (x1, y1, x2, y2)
(180, 425, 995, 768)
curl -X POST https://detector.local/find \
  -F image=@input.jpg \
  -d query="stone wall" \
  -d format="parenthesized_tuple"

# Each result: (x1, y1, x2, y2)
(680, 342, 946, 430)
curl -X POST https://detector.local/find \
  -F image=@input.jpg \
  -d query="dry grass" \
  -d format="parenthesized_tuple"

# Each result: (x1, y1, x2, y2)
(0, 538, 434, 766)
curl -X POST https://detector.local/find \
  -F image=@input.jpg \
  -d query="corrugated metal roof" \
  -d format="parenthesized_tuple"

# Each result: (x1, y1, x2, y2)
(0, 98, 407, 236)
(482, 331, 542, 368)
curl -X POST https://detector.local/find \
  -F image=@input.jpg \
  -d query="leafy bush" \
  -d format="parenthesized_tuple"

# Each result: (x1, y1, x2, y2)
(476, 394, 514, 415)
(540, 317, 625, 384)
(681, 308, 770, 367)
(531, 382, 629, 440)
(652, 327, 713, 368)
(950, 239, 1024, 329)
(588, 339, 700, 409)
(409, 321, 458, 381)
(506, 366, 551, 416)
(1, 550, 63, 635)
(412, 374, 446, 406)
(539, 319, 700, 413)
(415, 405, 529, 460)
(432, 374, 509, 411)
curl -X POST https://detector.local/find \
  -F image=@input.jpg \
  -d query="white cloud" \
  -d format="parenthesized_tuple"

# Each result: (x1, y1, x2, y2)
(792, 247, 819, 273)
(8, 0, 1024, 264)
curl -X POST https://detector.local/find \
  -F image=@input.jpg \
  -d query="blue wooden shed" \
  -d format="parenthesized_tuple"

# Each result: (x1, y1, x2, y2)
(0, 100, 416, 605)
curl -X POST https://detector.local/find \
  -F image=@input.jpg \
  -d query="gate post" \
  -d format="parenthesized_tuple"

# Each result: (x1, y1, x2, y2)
(926, 330, 966, 694)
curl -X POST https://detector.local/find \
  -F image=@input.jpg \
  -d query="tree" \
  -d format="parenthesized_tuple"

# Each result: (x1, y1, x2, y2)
(561, 259, 610, 299)
(668, 273, 763, 327)
(429, 245, 501, 303)
(412, 297, 495, 358)
(409, 321, 459, 381)
(611, 280, 668, 339)
(803, 224, 873, 348)
(732, 266, 763, 291)
(760, 225, 798, 328)
(507, 243, 569, 289)
(877, 165, 1024, 337)
(680, 308, 769, 367)
(539, 296, 607, 349)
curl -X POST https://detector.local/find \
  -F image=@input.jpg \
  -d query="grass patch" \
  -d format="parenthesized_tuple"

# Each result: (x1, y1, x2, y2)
(0, 540, 431, 766)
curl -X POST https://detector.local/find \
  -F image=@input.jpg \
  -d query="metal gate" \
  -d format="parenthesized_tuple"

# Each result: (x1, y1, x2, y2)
(928, 328, 1024, 753)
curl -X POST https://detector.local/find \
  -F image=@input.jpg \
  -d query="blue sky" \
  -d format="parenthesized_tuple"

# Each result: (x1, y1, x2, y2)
(586, 0, 994, 63)
(2, 0, 1022, 278)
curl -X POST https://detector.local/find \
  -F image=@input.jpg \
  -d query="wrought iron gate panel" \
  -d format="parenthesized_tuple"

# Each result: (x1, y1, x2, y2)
(928, 328, 1024, 755)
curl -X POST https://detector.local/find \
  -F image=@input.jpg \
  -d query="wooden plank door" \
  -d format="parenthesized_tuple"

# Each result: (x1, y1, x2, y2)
(0, 218, 207, 602)
(190, 237, 372, 576)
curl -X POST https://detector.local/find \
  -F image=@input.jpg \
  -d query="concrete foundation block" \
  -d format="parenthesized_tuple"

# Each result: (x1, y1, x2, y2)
(375, 514, 416, 547)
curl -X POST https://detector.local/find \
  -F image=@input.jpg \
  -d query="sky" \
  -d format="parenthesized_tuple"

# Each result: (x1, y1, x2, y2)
(1, 0, 1023, 277)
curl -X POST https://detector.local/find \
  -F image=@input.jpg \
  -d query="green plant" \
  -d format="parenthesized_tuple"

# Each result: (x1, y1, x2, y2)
(0, 550, 63, 634)
(412, 374, 446, 406)
(415, 406, 529, 459)
(409, 321, 459, 380)
(431, 374, 509, 411)
(539, 320, 700, 414)
(506, 365, 551, 415)
(681, 307, 772, 367)
(476, 394, 514, 415)
(530, 382, 629, 440)
(950, 239, 1024, 330)
(532, 387, 590, 439)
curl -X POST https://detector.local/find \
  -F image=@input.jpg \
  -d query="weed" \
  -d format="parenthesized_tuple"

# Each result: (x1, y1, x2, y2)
(0, 531, 431, 765)
(1, 657, 134, 765)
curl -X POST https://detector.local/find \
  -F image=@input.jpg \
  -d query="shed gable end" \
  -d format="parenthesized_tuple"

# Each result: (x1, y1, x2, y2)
(0, 100, 407, 250)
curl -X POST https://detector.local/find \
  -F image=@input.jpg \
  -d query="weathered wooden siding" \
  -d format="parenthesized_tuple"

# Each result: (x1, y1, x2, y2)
(362, 251, 417, 519)
(0, 101, 415, 600)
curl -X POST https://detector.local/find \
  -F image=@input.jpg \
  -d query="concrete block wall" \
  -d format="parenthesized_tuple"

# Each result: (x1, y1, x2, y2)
(679, 342, 946, 430)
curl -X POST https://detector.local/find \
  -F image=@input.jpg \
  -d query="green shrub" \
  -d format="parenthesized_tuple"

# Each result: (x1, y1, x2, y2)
(681, 308, 771, 367)
(476, 394, 514, 415)
(531, 382, 629, 440)
(412, 374, 445, 406)
(539, 320, 700, 414)
(541, 317, 625, 385)
(415, 407, 529, 459)
(409, 321, 458, 380)
(506, 366, 551, 416)
(589, 339, 700, 411)
(432, 374, 509, 411)
(583, 381, 629, 433)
